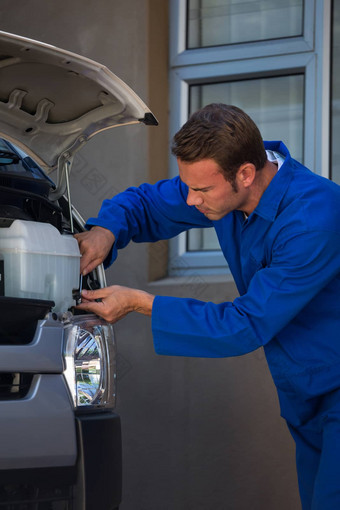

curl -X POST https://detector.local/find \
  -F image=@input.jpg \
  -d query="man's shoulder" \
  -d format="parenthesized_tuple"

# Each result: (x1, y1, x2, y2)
(289, 159, 340, 200)
(282, 164, 340, 234)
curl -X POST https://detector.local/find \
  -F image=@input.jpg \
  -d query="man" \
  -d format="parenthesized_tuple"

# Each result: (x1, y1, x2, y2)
(75, 104, 340, 510)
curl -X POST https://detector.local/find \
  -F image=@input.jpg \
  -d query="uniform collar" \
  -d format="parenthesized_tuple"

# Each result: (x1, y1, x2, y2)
(250, 141, 294, 222)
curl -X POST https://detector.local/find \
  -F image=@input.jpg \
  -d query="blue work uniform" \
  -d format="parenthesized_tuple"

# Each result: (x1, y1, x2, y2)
(86, 141, 340, 510)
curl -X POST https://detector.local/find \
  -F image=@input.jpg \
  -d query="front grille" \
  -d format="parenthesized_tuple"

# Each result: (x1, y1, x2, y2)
(0, 483, 74, 509)
(0, 176, 12, 188)
(0, 373, 33, 400)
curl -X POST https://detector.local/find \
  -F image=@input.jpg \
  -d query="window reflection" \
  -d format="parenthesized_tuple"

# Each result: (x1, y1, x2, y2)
(187, 0, 304, 49)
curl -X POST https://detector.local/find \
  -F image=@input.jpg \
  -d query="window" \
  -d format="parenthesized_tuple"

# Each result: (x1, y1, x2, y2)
(169, 0, 331, 275)
(187, 0, 304, 48)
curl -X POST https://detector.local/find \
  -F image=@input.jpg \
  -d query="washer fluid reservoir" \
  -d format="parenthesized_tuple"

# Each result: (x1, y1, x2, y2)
(0, 219, 80, 312)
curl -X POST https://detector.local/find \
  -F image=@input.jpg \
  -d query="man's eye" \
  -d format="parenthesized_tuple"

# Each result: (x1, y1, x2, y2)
(191, 187, 210, 193)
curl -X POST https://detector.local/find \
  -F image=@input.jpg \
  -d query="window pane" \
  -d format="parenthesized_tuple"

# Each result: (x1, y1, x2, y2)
(187, 74, 304, 251)
(331, 0, 340, 184)
(187, 0, 304, 48)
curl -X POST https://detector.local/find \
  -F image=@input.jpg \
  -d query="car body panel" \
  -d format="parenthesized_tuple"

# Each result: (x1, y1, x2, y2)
(0, 30, 157, 176)
(0, 315, 64, 373)
(0, 374, 77, 470)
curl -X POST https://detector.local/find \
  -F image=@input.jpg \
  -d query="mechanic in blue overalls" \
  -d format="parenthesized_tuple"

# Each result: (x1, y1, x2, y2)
(75, 103, 340, 510)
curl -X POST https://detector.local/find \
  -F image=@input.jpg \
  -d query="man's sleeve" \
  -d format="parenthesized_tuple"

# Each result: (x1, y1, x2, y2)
(152, 228, 340, 357)
(85, 176, 212, 266)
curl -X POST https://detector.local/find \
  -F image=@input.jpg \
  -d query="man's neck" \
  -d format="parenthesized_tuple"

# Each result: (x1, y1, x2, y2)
(243, 160, 278, 216)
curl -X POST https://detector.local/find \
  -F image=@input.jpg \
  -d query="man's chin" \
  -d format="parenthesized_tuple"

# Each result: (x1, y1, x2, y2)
(197, 208, 225, 220)
(204, 211, 222, 220)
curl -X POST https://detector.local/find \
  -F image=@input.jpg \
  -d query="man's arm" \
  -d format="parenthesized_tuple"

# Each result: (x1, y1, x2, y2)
(151, 229, 340, 357)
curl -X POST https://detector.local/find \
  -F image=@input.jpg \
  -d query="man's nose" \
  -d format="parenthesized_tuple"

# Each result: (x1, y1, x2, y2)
(186, 190, 203, 207)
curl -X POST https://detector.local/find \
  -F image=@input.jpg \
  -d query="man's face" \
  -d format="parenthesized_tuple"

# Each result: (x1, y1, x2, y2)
(178, 158, 248, 220)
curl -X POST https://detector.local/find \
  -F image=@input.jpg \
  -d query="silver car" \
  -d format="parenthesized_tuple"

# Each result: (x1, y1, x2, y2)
(0, 30, 157, 509)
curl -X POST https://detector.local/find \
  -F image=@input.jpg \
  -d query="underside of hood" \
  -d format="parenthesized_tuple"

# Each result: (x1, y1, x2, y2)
(0, 31, 158, 174)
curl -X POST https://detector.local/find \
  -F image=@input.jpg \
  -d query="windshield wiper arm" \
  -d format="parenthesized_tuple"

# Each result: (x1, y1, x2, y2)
(0, 150, 20, 165)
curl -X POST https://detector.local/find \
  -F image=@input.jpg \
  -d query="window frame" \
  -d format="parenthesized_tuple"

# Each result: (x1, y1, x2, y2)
(170, 0, 314, 66)
(168, 0, 331, 276)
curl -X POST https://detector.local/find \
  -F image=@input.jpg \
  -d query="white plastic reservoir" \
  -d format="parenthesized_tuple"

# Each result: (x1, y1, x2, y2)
(0, 220, 81, 312)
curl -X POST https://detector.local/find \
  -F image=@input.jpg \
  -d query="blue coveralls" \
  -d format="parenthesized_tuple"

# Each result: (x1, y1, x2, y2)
(87, 141, 340, 509)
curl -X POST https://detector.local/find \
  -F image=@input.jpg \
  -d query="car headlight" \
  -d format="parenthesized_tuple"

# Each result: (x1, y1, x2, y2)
(63, 313, 116, 409)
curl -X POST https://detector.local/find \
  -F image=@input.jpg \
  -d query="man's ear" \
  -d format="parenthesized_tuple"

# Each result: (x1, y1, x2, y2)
(236, 163, 256, 188)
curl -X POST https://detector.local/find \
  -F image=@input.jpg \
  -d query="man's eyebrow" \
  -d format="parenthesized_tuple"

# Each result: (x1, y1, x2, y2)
(190, 185, 213, 192)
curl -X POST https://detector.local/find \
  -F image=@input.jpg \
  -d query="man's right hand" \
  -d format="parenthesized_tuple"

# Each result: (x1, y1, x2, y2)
(74, 226, 116, 275)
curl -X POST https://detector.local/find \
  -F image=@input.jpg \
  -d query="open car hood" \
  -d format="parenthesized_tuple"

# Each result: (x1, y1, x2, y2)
(0, 31, 157, 175)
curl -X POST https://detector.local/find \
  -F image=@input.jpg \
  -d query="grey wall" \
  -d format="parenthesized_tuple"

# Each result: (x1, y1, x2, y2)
(0, 2, 301, 508)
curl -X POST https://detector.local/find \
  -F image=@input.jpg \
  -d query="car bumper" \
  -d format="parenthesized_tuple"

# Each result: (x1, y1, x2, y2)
(0, 411, 122, 509)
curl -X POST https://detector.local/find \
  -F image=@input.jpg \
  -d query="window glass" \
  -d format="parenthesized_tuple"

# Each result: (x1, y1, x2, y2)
(187, 0, 304, 49)
(187, 73, 304, 251)
(331, 0, 340, 184)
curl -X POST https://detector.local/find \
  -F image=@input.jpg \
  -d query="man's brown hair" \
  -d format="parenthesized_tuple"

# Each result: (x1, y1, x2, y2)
(171, 104, 267, 186)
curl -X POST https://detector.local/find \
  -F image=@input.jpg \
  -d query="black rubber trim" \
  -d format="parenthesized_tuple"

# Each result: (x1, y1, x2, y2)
(76, 411, 122, 509)
(139, 112, 158, 126)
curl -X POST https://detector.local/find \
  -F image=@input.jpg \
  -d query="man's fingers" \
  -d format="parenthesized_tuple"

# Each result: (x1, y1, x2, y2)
(80, 258, 101, 276)
(75, 289, 117, 322)
(75, 228, 115, 274)
(81, 288, 104, 301)
(74, 285, 153, 324)
(76, 299, 103, 309)
(75, 299, 108, 317)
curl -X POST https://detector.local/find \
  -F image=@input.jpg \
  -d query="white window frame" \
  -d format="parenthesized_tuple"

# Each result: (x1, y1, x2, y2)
(169, 0, 331, 276)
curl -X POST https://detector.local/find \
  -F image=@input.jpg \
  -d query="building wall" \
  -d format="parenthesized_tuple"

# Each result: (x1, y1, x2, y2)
(0, 1, 301, 508)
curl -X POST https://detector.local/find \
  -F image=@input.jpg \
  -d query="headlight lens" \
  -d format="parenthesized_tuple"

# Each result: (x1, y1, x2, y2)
(75, 328, 103, 405)
(63, 314, 116, 409)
